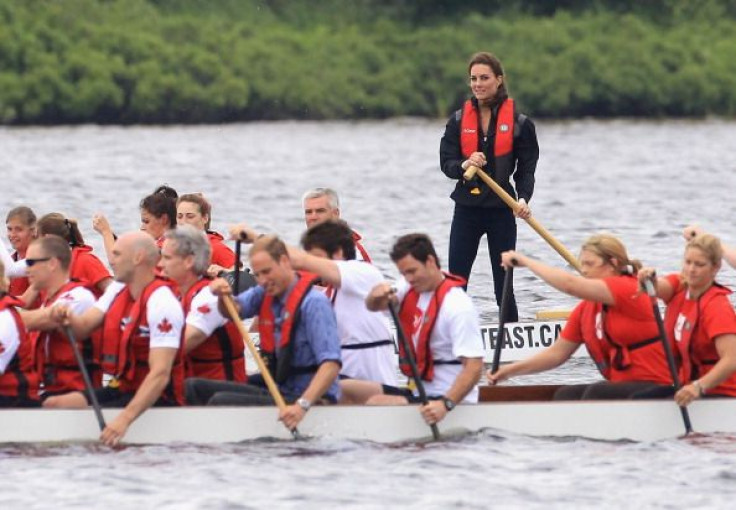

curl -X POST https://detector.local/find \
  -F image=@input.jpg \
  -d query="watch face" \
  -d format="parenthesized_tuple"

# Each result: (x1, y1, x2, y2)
(443, 398, 455, 411)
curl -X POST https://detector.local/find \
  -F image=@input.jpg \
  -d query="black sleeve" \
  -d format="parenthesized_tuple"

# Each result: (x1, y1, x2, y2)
(513, 117, 539, 203)
(439, 112, 464, 180)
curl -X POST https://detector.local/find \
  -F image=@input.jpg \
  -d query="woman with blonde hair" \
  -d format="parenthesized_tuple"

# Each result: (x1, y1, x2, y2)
(36, 213, 112, 295)
(5, 206, 37, 296)
(488, 234, 673, 399)
(641, 234, 736, 405)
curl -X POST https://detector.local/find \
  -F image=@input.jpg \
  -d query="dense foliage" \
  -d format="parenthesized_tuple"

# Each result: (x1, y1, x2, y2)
(2, 0, 735, 124)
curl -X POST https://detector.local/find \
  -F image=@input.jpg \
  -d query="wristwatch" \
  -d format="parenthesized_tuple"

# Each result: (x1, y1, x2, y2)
(442, 397, 456, 412)
(297, 397, 312, 412)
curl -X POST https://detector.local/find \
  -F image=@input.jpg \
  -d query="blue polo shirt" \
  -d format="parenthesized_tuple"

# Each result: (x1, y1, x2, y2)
(235, 277, 342, 401)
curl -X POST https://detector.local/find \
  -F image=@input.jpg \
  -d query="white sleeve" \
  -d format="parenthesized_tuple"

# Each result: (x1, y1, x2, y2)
(186, 287, 226, 337)
(0, 239, 27, 278)
(53, 287, 97, 315)
(336, 260, 383, 297)
(0, 310, 21, 374)
(147, 287, 184, 349)
(93, 281, 126, 313)
(443, 289, 485, 359)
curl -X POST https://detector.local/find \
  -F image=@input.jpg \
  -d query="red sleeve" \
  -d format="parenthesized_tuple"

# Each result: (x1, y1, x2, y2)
(664, 273, 682, 302)
(603, 276, 651, 320)
(560, 301, 586, 344)
(72, 251, 111, 286)
(210, 240, 236, 268)
(702, 295, 736, 340)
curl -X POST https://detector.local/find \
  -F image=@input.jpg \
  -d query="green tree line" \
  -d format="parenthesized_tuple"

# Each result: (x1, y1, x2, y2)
(1, 0, 735, 124)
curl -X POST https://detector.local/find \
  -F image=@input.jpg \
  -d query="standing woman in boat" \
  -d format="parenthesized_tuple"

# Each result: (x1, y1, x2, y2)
(176, 193, 236, 277)
(36, 213, 112, 295)
(440, 52, 539, 322)
(5, 206, 37, 296)
(488, 234, 673, 399)
(641, 234, 736, 404)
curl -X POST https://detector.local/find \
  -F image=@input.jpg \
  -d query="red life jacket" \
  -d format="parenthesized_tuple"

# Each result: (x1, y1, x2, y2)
(30, 280, 102, 394)
(8, 251, 31, 297)
(182, 278, 246, 382)
(398, 273, 466, 381)
(258, 271, 320, 384)
(100, 279, 185, 404)
(351, 230, 372, 263)
(0, 294, 40, 401)
(665, 283, 736, 394)
(575, 300, 662, 381)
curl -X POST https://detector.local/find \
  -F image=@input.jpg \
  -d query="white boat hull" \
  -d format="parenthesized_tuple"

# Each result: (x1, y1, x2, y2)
(2, 399, 732, 444)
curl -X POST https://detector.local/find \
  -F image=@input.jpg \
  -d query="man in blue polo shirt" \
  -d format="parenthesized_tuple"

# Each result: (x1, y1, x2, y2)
(184, 234, 341, 431)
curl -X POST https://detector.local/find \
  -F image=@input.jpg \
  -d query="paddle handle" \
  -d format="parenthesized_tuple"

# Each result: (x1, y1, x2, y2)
(222, 295, 287, 411)
(464, 165, 582, 273)
(643, 280, 693, 435)
(64, 326, 106, 432)
(386, 301, 441, 441)
(491, 267, 514, 374)
(234, 240, 242, 292)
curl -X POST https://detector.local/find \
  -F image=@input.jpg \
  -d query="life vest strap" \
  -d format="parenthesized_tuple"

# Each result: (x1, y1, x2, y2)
(342, 340, 393, 350)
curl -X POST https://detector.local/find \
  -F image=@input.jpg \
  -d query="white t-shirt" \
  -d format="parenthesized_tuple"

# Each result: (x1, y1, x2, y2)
(47, 285, 96, 315)
(0, 309, 20, 374)
(395, 277, 484, 403)
(95, 282, 183, 349)
(0, 238, 28, 278)
(186, 286, 227, 337)
(332, 260, 398, 386)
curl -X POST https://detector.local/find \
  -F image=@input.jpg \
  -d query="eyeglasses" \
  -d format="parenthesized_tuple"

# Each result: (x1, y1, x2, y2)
(25, 257, 52, 267)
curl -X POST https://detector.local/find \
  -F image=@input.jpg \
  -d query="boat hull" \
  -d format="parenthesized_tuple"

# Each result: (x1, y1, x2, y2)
(2, 398, 733, 444)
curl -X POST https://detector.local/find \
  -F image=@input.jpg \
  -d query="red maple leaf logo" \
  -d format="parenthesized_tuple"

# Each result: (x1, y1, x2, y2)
(0, 344, 5, 354)
(157, 318, 173, 333)
(197, 304, 211, 314)
(61, 294, 75, 301)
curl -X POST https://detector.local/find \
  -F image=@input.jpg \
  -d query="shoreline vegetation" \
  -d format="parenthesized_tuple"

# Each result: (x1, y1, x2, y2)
(2, 0, 736, 125)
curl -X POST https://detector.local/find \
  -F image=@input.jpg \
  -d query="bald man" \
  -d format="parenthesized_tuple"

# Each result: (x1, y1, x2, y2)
(45, 232, 185, 447)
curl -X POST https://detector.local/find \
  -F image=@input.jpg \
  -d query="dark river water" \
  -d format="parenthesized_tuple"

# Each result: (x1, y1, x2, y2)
(1, 119, 736, 508)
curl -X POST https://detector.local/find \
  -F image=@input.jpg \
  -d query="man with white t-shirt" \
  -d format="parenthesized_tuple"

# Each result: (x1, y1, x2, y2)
(44, 232, 184, 447)
(288, 220, 398, 392)
(302, 187, 371, 262)
(19, 236, 98, 402)
(158, 226, 245, 384)
(362, 233, 484, 426)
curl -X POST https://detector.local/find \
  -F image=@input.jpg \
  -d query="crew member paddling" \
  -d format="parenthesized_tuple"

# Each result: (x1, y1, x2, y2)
(185, 235, 342, 432)
(489, 234, 673, 399)
(44, 232, 185, 447)
(351, 233, 484, 426)
(641, 234, 736, 405)
(19, 236, 99, 402)
(0, 260, 40, 408)
(158, 225, 246, 383)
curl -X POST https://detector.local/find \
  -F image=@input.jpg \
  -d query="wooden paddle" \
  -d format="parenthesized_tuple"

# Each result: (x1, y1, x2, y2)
(386, 300, 441, 441)
(63, 326, 106, 432)
(221, 294, 299, 438)
(643, 279, 693, 435)
(463, 165, 582, 273)
(491, 267, 514, 374)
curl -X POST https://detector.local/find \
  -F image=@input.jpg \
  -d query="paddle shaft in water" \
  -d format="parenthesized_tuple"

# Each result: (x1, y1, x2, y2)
(463, 165, 582, 273)
(386, 300, 441, 441)
(222, 295, 300, 439)
(491, 267, 514, 374)
(64, 326, 106, 432)
(643, 279, 693, 435)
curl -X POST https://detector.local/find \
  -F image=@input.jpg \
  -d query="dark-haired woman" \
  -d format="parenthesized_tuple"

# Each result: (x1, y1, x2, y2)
(440, 51, 539, 323)
(37, 213, 112, 295)
(176, 193, 235, 277)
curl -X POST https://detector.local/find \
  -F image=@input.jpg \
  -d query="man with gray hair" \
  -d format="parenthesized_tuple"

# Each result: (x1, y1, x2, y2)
(159, 225, 246, 384)
(302, 187, 371, 262)
(45, 231, 185, 447)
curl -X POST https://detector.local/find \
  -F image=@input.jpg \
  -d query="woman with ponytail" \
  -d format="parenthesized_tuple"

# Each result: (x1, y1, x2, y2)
(36, 213, 112, 295)
(488, 234, 673, 399)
